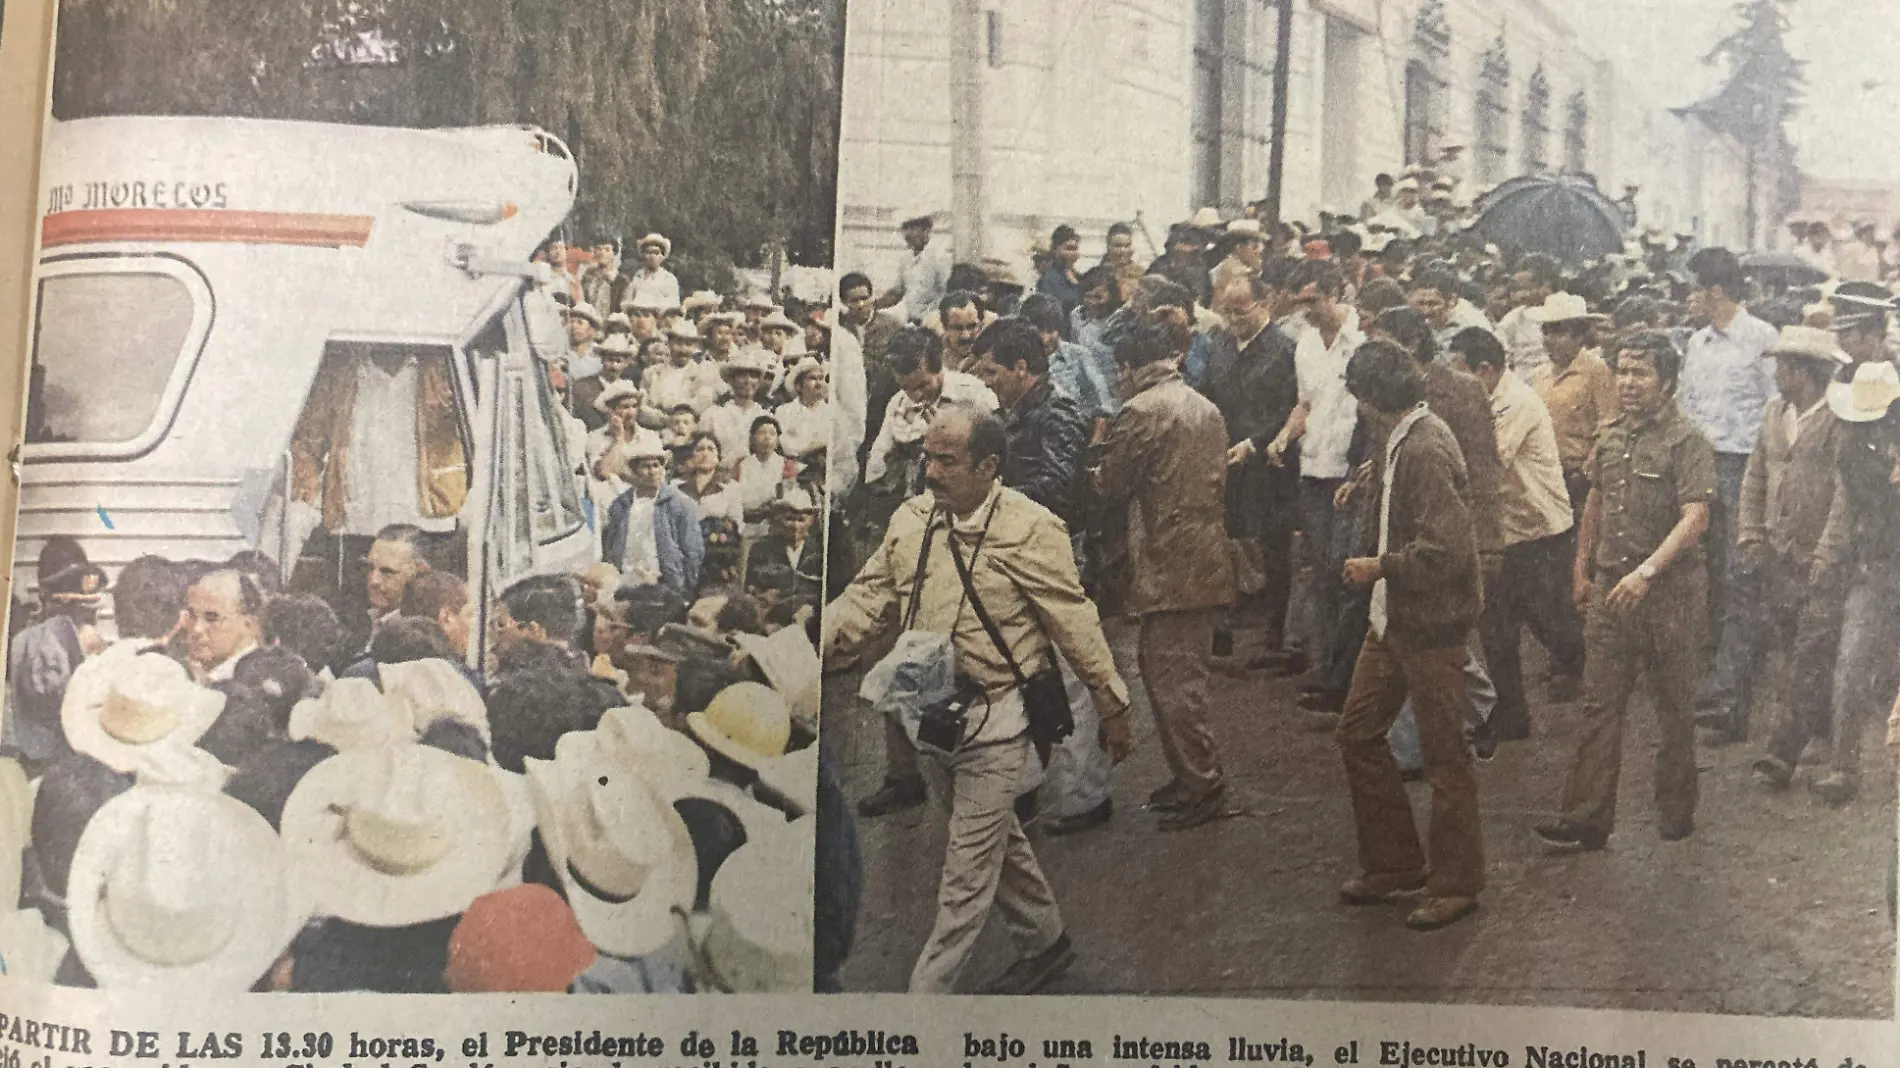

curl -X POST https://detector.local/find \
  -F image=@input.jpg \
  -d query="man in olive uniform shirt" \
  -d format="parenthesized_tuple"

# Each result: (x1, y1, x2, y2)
(1538, 331, 1715, 852)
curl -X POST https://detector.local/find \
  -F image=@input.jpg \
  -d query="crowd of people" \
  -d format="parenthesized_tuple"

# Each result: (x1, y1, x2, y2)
(0, 227, 843, 994)
(824, 164, 1900, 992)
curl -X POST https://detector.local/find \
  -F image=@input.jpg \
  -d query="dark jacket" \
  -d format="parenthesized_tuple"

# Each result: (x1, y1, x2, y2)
(1199, 322, 1301, 533)
(1815, 414, 1900, 584)
(602, 484, 704, 597)
(750, 531, 825, 597)
(1001, 375, 1090, 528)
(1377, 411, 1484, 651)
(1422, 363, 1505, 557)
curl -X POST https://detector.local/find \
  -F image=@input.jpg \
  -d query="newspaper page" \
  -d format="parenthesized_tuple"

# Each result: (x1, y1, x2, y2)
(1, 0, 1900, 1065)
(0, 0, 54, 604)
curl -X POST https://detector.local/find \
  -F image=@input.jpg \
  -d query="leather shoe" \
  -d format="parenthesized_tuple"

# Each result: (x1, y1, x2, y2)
(1533, 820, 1607, 854)
(1045, 799, 1114, 837)
(1158, 788, 1235, 831)
(1147, 780, 1192, 811)
(1405, 896, 1479, 931)
(979, 933, 1075, 995)
(1810, 772, 1858, 806)
(1751, 756, 1793, 790)
(855, 776, 925, 818)
(1338, 871, 1427, 905)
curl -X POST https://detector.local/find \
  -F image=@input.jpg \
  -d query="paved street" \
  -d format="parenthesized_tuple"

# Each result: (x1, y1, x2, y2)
(830, 621, 1896, 1016)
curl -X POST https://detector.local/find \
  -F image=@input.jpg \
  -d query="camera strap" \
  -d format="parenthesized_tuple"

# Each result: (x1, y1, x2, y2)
(947, 511, 1030, 693)
(901, 520, 939, 632)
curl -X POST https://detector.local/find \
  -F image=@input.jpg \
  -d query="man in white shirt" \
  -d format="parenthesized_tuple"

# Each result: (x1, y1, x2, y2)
(1265, 260, 1363, 683)
(876, 210, 953, 324)
(774, 357, 832, 471)
(1450, 328, 1585, 742)
(703, 351, 774, 465)
(640, 321, 721, 427)
(863, 324, 999, 494)
(1491, 255, 1562, 374)
(1797, 221, 1840, 279)
(625, 233, 682, 311)
(1407, 267, 1493, 354)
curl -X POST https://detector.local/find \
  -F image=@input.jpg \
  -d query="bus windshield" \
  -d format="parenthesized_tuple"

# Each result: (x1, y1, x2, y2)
(27, 271, 197, 447)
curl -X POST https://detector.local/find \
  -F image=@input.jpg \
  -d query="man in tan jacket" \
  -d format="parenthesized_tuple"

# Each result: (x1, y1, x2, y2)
(826, 406, 1132, 995)
(1093, 321, 1238, 830)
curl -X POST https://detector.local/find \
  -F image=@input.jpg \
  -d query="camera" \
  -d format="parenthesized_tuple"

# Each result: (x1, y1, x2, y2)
(916, 677, 986, 753)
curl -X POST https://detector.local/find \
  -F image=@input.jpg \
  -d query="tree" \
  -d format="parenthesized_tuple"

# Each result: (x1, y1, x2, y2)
(50, 0, 842, 272)
(1695, 0, 1803, 247)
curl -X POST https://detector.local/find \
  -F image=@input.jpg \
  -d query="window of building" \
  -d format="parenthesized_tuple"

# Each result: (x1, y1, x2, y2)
(1190, 0, 1227, 211)
(1475, 35, 1511, 185)
(1564, 90, 1590, 174)
(1403, 0, 1451, 166)
(1522, 65, 1551, 174)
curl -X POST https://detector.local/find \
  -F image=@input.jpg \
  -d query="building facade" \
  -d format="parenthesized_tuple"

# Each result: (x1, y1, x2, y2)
(837, 0, 1755, 287)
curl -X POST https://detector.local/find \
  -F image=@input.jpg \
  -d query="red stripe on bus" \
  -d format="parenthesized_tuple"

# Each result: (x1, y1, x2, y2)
(42, 209, 374, 249)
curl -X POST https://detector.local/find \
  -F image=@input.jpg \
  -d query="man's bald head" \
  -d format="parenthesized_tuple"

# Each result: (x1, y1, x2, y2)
(922, 404, 1005, 517)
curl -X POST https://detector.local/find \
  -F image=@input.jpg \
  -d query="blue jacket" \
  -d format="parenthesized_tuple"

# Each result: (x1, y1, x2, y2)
(601, 484, 704, 596)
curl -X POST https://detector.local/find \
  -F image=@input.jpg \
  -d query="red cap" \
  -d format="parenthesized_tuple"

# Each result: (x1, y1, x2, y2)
(444, 885, 598, 993)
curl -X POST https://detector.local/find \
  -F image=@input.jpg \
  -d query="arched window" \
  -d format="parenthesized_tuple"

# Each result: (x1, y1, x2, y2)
(1564, 90, 1590, 173)
(1403, 0, 1451, 165)
(1521, 65, 1551, 174)
(1475, 35, 1511, 184)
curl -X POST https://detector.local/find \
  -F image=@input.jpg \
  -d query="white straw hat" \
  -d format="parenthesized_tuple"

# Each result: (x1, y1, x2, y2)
(1828, 361, 1900, 423)
(378, 659, 492, 748)
(699, 820, 813, 992)
(287, 676, 413, 752)
(68, 786, 307, 990)
(62, 647, 227, 774)
(523, 731, 697, 957)
(281, 745, 515, 927)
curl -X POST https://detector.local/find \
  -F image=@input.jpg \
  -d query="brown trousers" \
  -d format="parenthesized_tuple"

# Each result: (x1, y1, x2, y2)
(1558, 570, 1708, 838)
(1337, 634, 1486, 898)
(1138, 607, 1225, 799)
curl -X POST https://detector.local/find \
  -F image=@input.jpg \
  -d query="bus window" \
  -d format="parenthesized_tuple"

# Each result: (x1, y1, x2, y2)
(27, 269, 200, 449)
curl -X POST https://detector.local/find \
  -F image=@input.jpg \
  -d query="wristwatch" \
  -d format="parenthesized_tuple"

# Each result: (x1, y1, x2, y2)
(1635, 563, 1658, 581)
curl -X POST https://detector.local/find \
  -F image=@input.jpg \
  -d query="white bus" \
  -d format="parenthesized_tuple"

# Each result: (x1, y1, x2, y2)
(18, 116, 598, 655)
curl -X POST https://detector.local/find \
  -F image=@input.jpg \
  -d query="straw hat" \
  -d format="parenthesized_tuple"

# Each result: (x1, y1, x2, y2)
(1828, 361, 1900, 423)
(636, 233, 672, 257)
(281, 745, 515, 927)
(62, 647, 227, 774)
(1527, 292, 1600, 325)
(718, 348, 775, 380)
(699, 820, 813, 992)
(734, 628, 820, 724)
(0, 909, 70, 984)
(565, 302, 603, 328)
(1188, 206, 1223, 228)
(68, 786, 306, 990)
(605, 311, 634, 333)
(759, 309, 799, 334)
(1765, 325, 1849, 366)
(753, 745, 818, 817)
(287, 676, 413, 752)
(594, 379, 644, 415)
(686, 683, 791, 769)
(681, 291, 722, 315)
(378, 659, 492, 748)
(787, 357, 825, 387)
(741, 293, 775, 313)
(523, 731, 697, 957)
(597, 333, 634, 357)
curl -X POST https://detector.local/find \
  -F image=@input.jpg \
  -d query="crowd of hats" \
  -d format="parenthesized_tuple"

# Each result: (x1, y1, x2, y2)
(0, 542, 824, 995)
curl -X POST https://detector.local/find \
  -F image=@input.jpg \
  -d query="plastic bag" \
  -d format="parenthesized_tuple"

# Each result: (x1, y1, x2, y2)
(859, 630, 958, 749)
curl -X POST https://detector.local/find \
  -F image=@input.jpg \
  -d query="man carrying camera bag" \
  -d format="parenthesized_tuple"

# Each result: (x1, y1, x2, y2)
(826, 405, 1134, 995)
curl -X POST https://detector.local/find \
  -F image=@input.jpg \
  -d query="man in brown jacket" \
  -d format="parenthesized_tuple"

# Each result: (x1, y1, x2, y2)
(1094, 322, 1238, 830)
(1334, 339, 1486, 931)
(1703, 326, 1846, 750)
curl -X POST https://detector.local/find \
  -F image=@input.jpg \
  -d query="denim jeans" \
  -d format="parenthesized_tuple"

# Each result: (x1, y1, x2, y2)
(1297, 477, 1355, 667)
(1704, 453, 1749, 649)
(1821, 572, 1900, 785)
